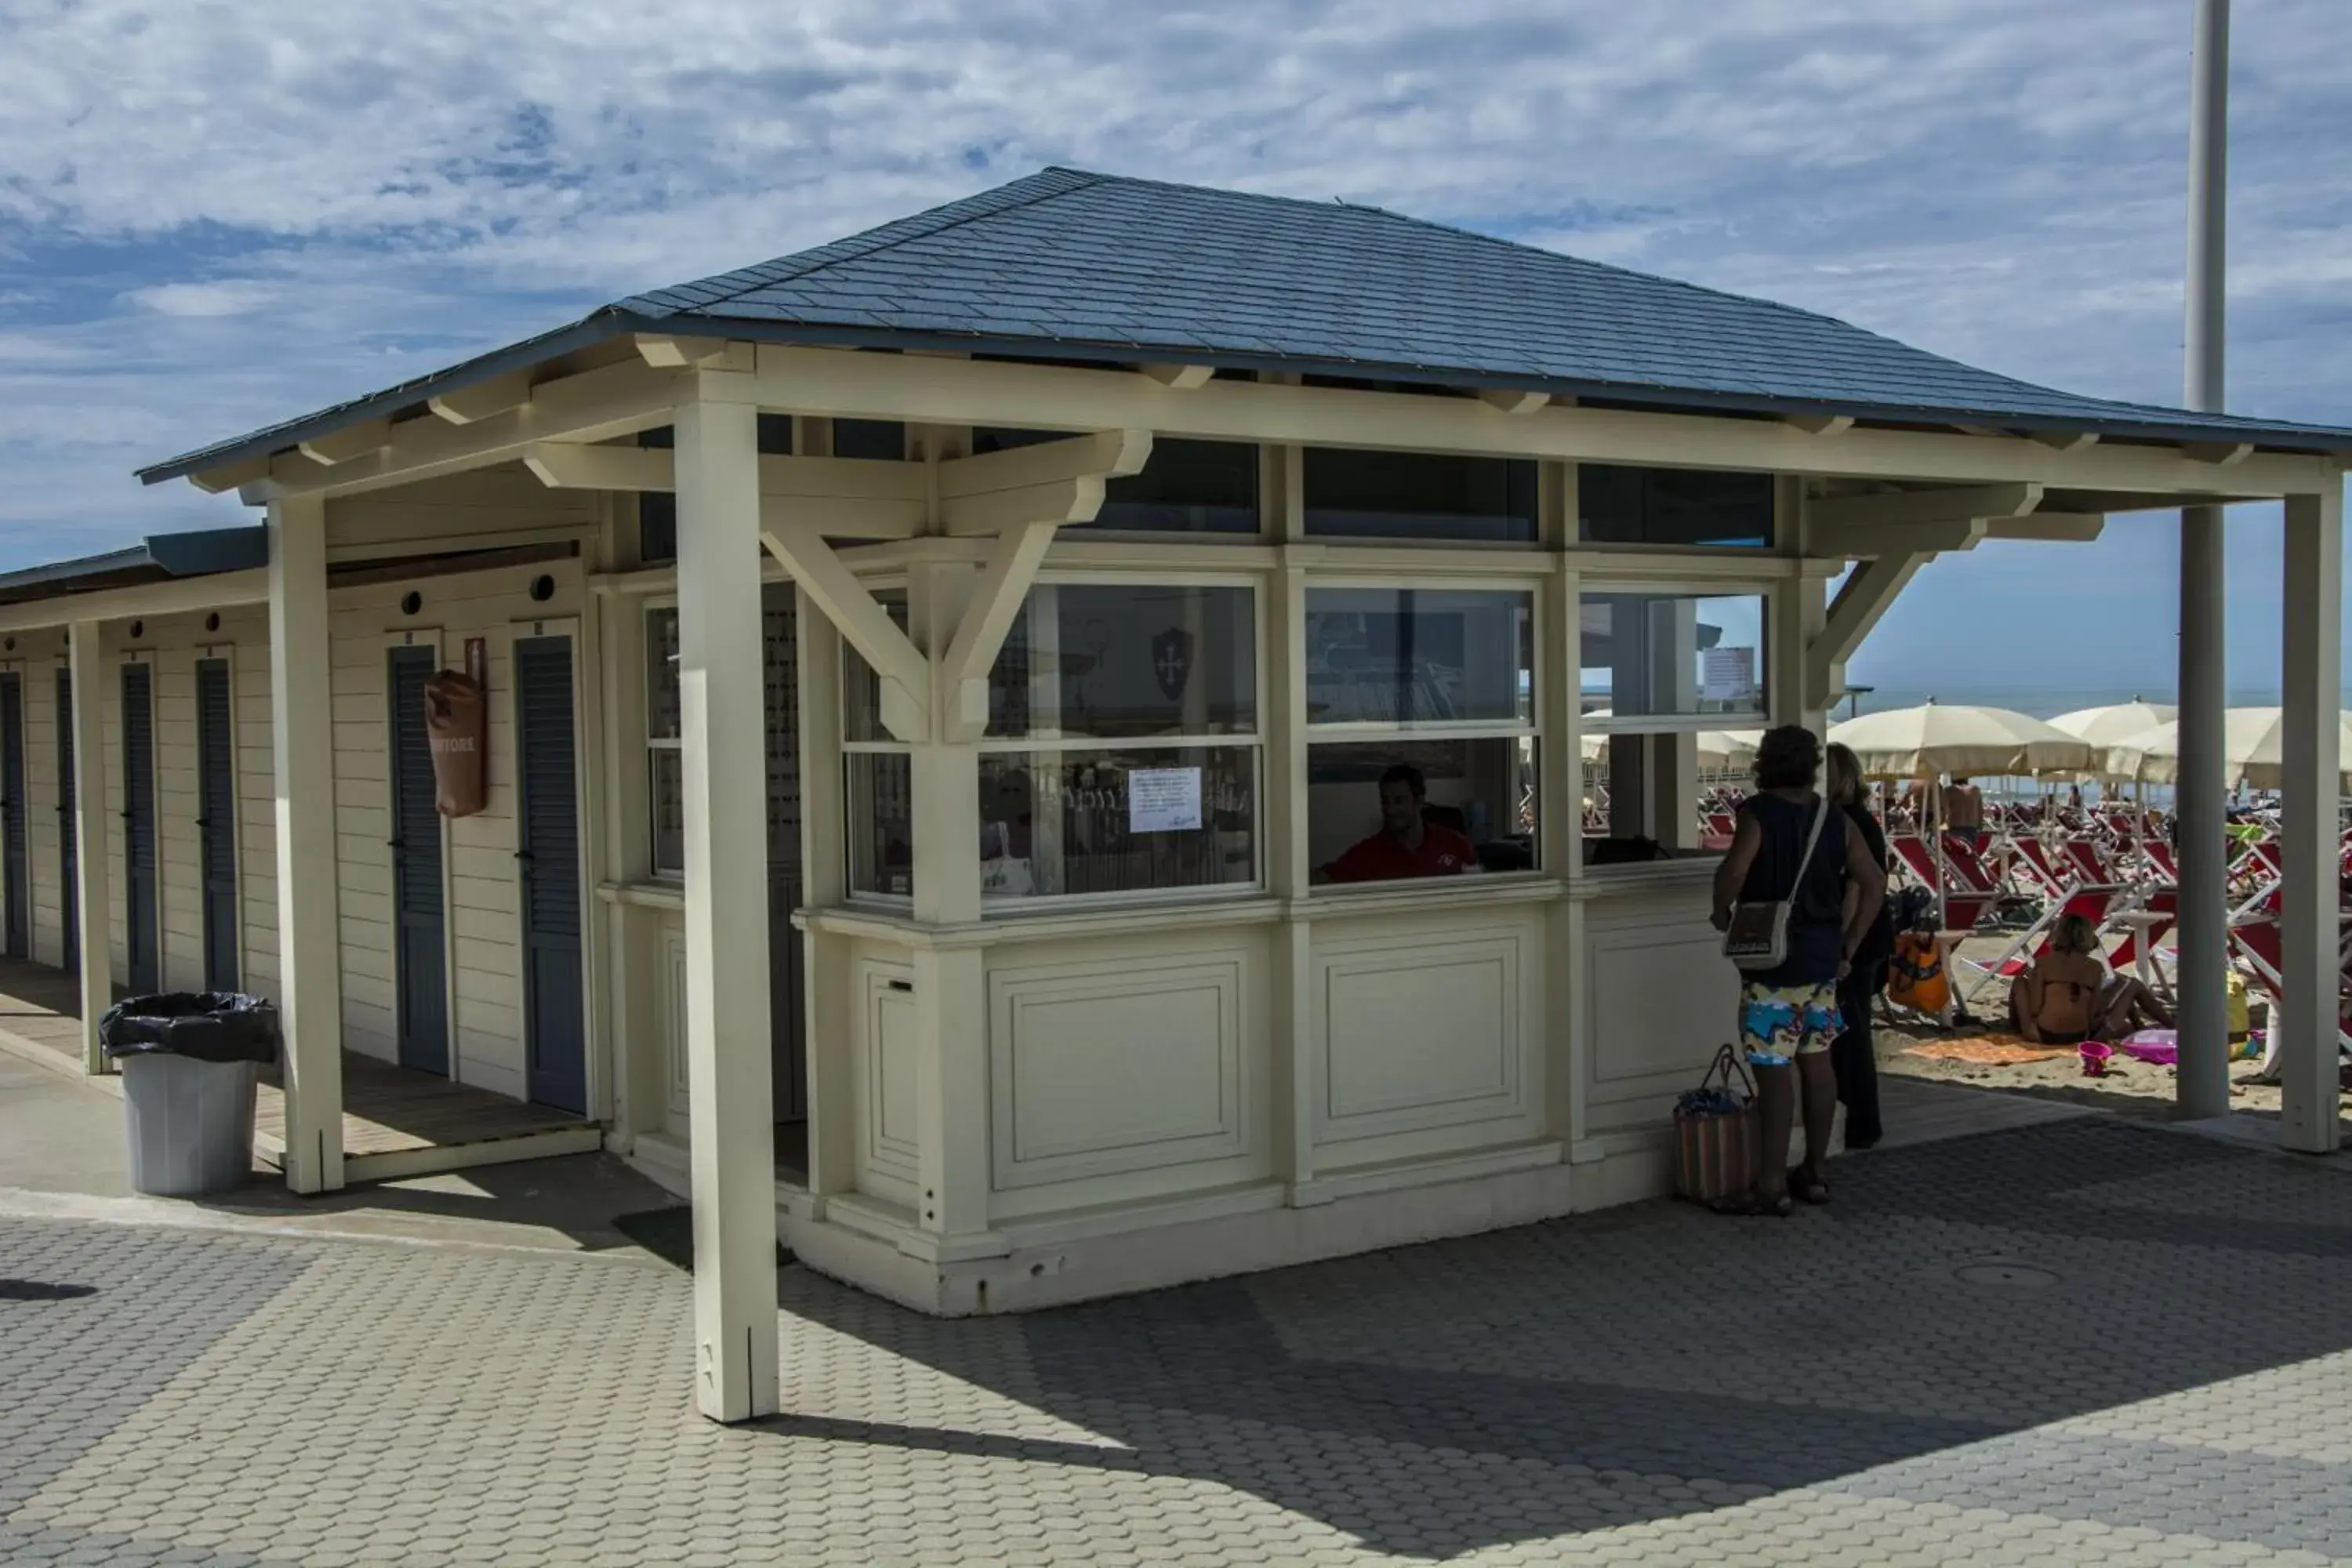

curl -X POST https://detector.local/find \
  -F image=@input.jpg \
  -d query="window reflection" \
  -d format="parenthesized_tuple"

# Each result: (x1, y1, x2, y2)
(988, 583, 1255, 739)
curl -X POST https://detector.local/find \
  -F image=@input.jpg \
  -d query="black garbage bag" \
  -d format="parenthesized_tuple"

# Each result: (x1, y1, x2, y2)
(100, 993, 281, 1065)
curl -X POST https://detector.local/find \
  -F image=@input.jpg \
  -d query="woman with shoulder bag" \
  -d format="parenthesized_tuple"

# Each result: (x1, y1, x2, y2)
(1710, 727, 1888, 1215)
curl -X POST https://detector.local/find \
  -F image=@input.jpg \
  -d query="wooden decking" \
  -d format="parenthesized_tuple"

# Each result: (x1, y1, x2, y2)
(254, 1051, 603, 1183)
(0, 956, 98, 1076)
(0, 956, 601, 1185)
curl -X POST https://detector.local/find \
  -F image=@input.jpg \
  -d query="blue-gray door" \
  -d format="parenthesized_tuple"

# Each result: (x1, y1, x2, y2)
(514, 635, 586, 1114)
(120, 662, 159, 993)
(387, 646, 448, 1075)
(0, 673, 25, 961)
(194, 659, 238, 992)
(56, 669, 74, 971)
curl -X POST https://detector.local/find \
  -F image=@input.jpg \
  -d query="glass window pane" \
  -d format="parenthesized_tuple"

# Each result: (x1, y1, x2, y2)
(840, 592, 911, 743)
(650, 749, 684, 877)
(1302, 449, 1537, 542)
(848, 753, 914, 898)
(1308, 739, 1538, 881)
(833, 419, 906, 459)
(1305, 588, 1531, 726)
(1091, 438, 1258, 533)
(1579, 464, 1773, 547)
(978, 746, 1257, 899)
(988, 583, 1255, 739)
(973, 432, 1258, 533)
(646, 607, 681, 740)
(638, 492, 677, 564)
(1581, 591, 1768, 722)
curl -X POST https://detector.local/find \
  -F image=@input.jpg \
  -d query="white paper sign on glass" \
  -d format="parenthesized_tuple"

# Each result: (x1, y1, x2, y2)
(1700, 646, 1757, 703)
(1127, 766, 1203, 833)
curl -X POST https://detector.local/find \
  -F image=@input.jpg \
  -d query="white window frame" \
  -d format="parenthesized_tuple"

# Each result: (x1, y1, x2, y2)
(839, 581, 914, 907)
(975, 569, 1268, 913)
(642, 596, 684, 881)
(1575, 576, 1773, 735)
(1301, 573, 1544, 885)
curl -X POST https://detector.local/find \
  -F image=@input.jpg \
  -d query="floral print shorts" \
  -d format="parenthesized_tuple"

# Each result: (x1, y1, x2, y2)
(1738, 980, 1843, 1062)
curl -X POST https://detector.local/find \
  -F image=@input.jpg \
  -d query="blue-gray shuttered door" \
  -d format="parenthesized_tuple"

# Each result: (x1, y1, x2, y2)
(194, 658, 238, 991)
(388, 646, 449, 1075)
(0, 673, 24, 961)
(514, 635, 586, 1115)
(56, 669, 75, 970)
(121, 662, 159, 993)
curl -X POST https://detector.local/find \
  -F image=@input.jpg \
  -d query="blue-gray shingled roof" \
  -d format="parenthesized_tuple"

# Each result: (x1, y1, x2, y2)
(0, 525, 268, 605)
(140, 166, 2352, 483)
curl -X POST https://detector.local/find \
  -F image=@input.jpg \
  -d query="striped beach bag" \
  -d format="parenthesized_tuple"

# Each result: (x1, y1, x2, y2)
(1672, 1044, 1759, 1203)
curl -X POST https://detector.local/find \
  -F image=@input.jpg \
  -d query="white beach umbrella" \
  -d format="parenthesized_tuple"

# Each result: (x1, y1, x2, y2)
(1580, 728, 1757, 772)
(1698, 731, 1759, 773)
(2049, 699, 2180, 750)
(1828, 702, 2093, 778)
(2105, 707, 2352, 791)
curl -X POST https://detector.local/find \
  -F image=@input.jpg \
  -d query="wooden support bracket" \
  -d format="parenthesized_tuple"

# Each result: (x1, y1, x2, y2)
(759, 526, 931, 742)
(938, 521, 1061, 740)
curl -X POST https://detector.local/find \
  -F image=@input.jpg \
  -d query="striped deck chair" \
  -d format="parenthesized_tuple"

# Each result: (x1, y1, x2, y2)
(1890, 833, 1999, 935)
(2227, 914, 2352, 1060)
(1958, 844, 2130, 1004)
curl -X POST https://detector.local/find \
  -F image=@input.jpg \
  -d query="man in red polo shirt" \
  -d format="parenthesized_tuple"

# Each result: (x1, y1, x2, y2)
(1325, 764, 1479, 883)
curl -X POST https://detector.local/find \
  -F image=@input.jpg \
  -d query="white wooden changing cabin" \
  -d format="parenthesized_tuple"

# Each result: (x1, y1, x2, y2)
(56, 167, 2343, 1421)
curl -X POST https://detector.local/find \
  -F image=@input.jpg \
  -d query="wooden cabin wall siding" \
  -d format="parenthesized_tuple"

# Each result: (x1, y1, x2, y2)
(77, 612, 279, 1000)
(237, 644, 280, 998)
(328, 554, 585, 1099)
(20, 632, 69, 969)
(100, 633, 126, 987)
(325, 464, 598, 558)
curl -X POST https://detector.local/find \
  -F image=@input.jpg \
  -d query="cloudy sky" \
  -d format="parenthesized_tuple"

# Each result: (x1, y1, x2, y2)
(2, 0, 2346, 701)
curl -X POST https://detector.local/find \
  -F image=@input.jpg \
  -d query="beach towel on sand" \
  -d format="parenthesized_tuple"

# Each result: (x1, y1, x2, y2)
(1903, 1034, 2071, 1066)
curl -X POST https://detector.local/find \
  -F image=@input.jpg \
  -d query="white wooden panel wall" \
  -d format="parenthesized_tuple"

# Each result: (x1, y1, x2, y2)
(985, 945, 1257, 1204)
(852, 953, 922, 1209)
(328, 559, 585, 1097)
(1578, 878, 1742, 1135)
(1310, 908, 1547, 1168)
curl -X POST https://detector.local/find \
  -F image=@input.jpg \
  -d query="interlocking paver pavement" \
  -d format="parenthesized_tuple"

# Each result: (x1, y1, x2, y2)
(5, 1116, 2352, 1563)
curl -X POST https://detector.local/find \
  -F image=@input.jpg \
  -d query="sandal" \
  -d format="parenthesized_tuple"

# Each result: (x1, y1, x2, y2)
(1789, 1168, 1830, 1205)
(1710, 1191, 1794, 1218)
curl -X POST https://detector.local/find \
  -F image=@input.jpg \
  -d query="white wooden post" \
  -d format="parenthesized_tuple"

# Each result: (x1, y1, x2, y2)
(267, 496, 346, 1193)
(2176, 0, 2234, 1120)
(1269, 561, 1316, 1195)
(67, 620, 112, 1075)
(673, 381, 780, 1421)
(2278, 485, 2343, 1154)
(906, 561, 991, 1240)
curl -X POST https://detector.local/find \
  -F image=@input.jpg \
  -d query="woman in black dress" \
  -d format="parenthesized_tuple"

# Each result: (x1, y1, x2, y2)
(1825, 742, 1892, 1149)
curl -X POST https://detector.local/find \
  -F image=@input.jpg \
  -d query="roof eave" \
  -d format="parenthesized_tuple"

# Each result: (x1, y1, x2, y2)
(137, 310, 2352, 492)
(644, 317, 2352, 456)
(133, 311, 649, 488)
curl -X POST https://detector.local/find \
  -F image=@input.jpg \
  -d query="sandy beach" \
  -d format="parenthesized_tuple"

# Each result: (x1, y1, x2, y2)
(1871, 932, 2321, 1124)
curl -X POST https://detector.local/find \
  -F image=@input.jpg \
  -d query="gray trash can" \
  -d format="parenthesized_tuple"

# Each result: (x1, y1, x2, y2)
(101, 993, 281, 1198)
(119, 1054, 260, 1196)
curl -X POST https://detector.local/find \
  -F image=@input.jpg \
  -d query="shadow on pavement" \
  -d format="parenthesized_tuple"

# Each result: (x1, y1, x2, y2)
(757, 1116, 2352, 1557)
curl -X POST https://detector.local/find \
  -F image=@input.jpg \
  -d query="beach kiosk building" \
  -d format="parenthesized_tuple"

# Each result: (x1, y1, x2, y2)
(9, 168, 2343, 1420)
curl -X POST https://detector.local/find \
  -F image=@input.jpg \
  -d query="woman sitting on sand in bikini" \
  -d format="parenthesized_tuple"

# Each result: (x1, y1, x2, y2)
(2011, 913, 2172, 1045)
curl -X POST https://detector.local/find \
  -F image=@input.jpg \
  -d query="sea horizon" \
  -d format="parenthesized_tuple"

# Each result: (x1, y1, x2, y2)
(1839, 685, 2285, 722)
